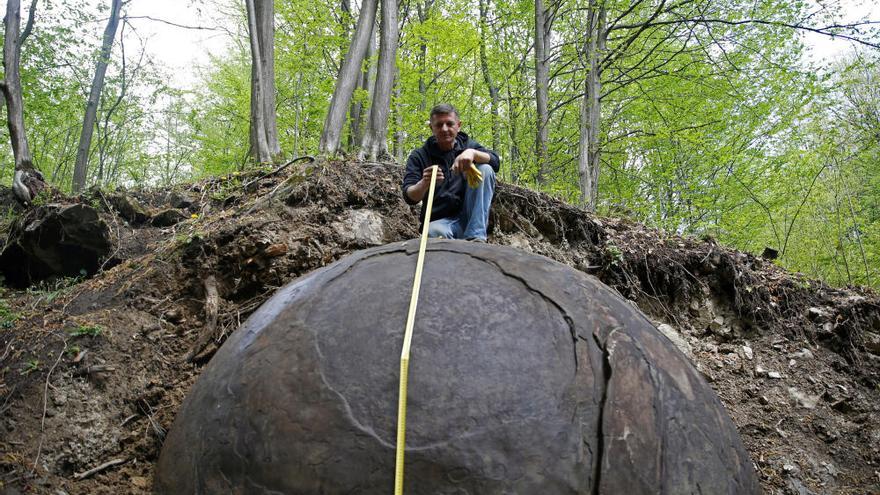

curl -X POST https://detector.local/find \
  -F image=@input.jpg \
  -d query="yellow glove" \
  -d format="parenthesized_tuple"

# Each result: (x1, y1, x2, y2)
(465, 164, 483, 189)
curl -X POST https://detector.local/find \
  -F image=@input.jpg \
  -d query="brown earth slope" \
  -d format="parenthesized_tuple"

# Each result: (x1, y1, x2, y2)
(0, 159, 878, 494)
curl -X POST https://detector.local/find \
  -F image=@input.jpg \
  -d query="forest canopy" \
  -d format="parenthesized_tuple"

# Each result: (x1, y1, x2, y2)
(0, 0, 878, 288)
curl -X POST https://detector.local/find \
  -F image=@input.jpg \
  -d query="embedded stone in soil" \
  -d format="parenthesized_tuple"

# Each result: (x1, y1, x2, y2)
(155, 240, 759, 494)
(0, 203, 111, 287)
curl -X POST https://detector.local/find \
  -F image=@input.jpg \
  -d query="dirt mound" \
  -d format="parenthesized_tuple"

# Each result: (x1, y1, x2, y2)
(0, 158, 878, 494)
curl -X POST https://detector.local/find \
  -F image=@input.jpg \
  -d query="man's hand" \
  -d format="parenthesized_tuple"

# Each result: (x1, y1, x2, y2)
(421, 165, 445, 185)
(406, 165, 444, 203)
(452, 148, 492, 174)
(452, 149, 476, 174)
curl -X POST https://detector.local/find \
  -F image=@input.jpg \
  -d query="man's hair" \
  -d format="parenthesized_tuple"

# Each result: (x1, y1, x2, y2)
(429, 103, 459, 120)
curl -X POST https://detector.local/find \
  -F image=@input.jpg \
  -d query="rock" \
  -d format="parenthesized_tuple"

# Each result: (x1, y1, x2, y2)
(656, 323, 693, 359)
(808, 307, 830, 320)
(786, 477, 817, 495)
(790, 348, 815, 360)
(107, 193, 149, 224)
(150, 208, 187, 227)
(821, 461, 839, 477)
(863, 331, 880, 355)
(156, 241, 759, 494)
(830, 399, 854, 413)
(0, 203, 112, 287)
(788, 387, 820, 409)
(768, 371, 783, 379)
(163, 308, 183, 323)
(264, 243, 288, 257)
(332, 209, 386, 246)
(742, 345, 754, 360)
(164, 191, 195, 209)
(761, 247, 778, 260)
(506, 233, 532, 251)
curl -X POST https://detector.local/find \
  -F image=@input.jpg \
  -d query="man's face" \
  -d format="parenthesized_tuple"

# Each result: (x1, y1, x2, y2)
(429, 113, 461, 151)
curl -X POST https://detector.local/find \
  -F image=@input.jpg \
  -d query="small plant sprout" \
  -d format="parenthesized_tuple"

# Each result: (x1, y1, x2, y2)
(21, 359, 39, 375)
(69, 324, 103, 337)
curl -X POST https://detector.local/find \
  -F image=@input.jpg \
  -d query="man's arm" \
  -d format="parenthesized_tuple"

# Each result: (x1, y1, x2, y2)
(452, 146, 501, 174)
(401, 150, 445, 204)
(405, 166, 445, 203)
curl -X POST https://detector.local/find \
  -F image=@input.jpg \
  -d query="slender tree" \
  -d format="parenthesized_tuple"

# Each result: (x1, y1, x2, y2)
(577, 0, 605, 210)
(319, 0, 378, 155)
(347, 20, 376, 149)
(359, 0, 399, 160)
(72, 0, 122, 193)
(245, 0, 281, 165)
(478, 0, 500, 152)
(2, 0, 45, 202)
(533, 0, 552, 184)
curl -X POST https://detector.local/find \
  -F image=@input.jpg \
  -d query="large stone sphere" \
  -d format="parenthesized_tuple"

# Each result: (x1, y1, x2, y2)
(155, 240, 758, 494)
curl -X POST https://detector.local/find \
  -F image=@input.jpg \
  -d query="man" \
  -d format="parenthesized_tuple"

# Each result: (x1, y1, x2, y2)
(401, 103, 500, 242)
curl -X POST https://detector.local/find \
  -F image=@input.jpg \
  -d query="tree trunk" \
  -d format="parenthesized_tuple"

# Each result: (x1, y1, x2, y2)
(393, 71, 405, 162)
(578, 1, 606, 210)
(72, 0, 121, 193)
(506, 85, 520, 182)
(359, 0, 399, 161)
(2, 0, 34, 172)
(415, 0, 433, 113)
(533, 0, 550, 184)
(245, 0, 280, 165)
(479, 0, 500, 152)
(319, 0, 378, 155)
(4, 0, 46, 204)
(347, 19, 376, 150)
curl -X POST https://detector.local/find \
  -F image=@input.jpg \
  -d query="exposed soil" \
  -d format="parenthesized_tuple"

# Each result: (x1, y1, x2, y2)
(0, 158, 878, 494)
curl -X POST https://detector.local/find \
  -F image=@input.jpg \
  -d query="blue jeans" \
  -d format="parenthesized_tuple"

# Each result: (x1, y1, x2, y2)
(427, 164, 496, 241)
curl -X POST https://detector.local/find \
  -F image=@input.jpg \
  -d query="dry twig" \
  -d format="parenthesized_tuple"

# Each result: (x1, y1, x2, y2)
(31, 341, 67, 474)
(73, 457, 128, 480)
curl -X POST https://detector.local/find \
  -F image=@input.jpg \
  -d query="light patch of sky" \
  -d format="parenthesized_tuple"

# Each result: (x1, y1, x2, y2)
(801, 0, 880, 65)
(124, 0, 233, 90)
(127, 0, 877, 90)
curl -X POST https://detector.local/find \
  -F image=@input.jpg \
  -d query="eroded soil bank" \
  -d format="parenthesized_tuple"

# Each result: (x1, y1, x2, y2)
(1, 159, 878, 494)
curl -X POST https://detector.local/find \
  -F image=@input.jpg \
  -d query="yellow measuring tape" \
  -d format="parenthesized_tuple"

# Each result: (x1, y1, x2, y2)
(394, 166, 439, 495)
(394, 164, 483, 493)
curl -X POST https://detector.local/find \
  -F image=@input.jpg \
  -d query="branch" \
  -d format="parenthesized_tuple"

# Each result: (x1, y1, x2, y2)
(124, 15, 222, 31)
(602, 0, 669, 67)
(19, 0, 38, 46)
(73, 458, 128, 480)
(614, 18, 880, 49)
(781, 161, 830, 258)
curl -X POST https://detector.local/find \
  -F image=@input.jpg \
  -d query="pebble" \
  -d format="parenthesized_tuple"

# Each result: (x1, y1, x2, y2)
(788, 387, 820, 409)
(742, 345, 754, 360)
(768, 371, 783, 379)
(790, 348, 815, 360)
(808, 307, 828, 318)
(821, 461, 839, 477)
(863, 331, 880, 355)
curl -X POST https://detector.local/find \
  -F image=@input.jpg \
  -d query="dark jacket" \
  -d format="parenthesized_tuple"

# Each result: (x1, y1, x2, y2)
(401, 132, 501, 223)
